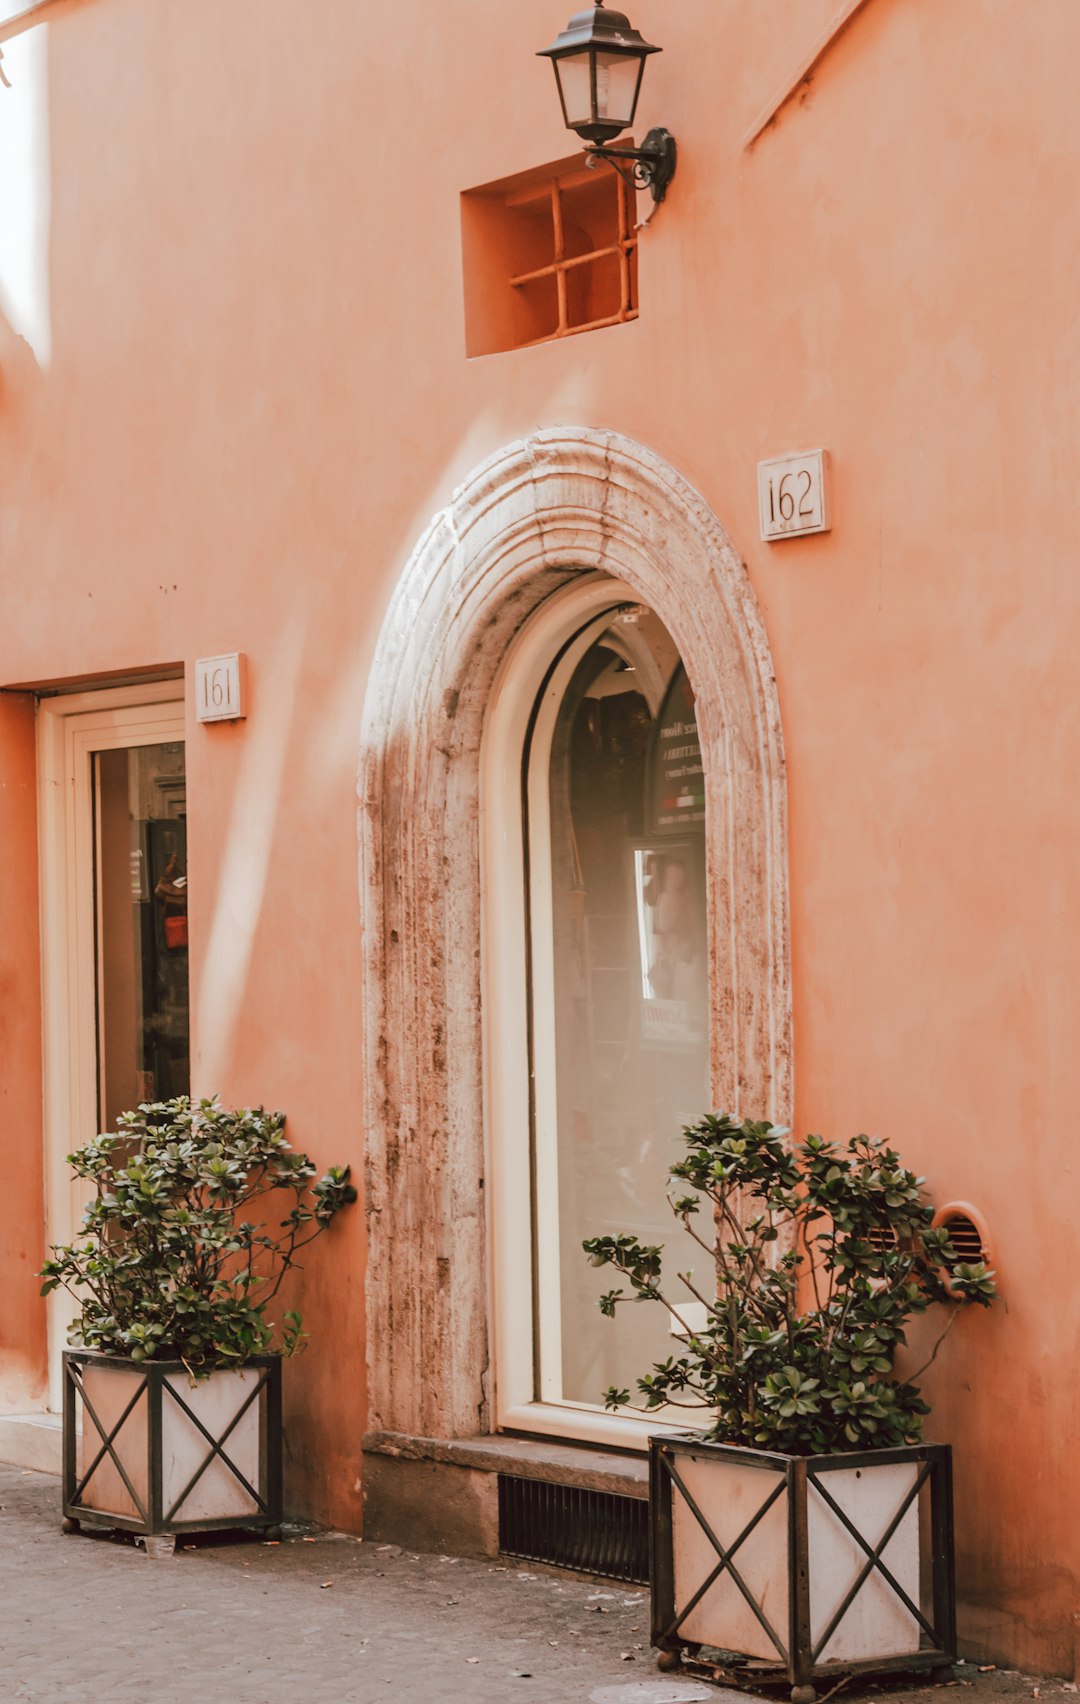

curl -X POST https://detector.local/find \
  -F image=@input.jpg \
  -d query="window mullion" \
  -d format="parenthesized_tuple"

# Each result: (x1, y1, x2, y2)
(551, 180, 569, 335)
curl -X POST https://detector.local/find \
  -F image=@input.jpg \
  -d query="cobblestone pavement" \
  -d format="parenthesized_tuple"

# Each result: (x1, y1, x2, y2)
(0, 1466, 1070, 1704)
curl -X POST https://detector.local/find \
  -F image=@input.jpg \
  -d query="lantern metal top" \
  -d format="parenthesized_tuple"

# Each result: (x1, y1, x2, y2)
(538, 4, 662, 65)
(536, 4, 677, 204)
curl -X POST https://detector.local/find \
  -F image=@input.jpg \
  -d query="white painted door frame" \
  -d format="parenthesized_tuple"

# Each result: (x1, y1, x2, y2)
(37, 681, 185, 1409)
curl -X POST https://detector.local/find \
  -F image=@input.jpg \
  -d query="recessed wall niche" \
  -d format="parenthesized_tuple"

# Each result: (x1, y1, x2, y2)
(461, 154, 639, 356)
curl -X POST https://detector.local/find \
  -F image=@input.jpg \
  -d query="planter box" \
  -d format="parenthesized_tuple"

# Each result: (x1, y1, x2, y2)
(650, 1434, 955, 1698)
(62, 1350, 282, 1546)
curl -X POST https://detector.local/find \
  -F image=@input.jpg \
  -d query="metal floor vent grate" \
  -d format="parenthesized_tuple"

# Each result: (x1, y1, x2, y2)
(497, 1474, 649, 1584)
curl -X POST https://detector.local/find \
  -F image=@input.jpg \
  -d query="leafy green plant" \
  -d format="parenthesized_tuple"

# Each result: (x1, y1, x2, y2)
(40, 1097, 356, 1370)
(583, 1114, 995, 1454)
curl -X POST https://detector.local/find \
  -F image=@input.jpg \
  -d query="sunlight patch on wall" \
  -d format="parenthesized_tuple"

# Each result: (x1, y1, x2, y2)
(195, 617, 307, 1088)
(0, 19, 51, 364)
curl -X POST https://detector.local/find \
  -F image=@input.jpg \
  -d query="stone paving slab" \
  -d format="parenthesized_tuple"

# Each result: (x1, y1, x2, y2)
(0, 1466, 1071, 1704)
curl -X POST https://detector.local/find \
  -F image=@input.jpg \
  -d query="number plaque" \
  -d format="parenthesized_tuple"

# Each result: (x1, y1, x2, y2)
(195, 653, 247, 723)
(758, 449, 830, 541)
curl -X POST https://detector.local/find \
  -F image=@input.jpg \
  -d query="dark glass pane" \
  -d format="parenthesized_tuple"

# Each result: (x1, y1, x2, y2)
(95, 742, 188, 1128)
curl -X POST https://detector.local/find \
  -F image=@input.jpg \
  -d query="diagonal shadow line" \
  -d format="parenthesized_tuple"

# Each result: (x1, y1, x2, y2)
(664, 1457, 788, 1661)
(161, 1370, 268, 1523)
(809, 1462, 936, 1659)
(70, 1363, 150, 1524)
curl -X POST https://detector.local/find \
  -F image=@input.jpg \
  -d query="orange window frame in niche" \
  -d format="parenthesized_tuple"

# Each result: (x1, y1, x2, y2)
(461, 155, 640, 357)
(511, 169, 639, 344)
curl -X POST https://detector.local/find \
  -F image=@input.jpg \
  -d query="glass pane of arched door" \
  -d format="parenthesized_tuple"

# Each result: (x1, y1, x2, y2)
(527, 602, 714, 1417)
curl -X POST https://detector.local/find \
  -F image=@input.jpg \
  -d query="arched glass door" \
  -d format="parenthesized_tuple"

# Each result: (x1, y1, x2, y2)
(522, 600, 713, 1425)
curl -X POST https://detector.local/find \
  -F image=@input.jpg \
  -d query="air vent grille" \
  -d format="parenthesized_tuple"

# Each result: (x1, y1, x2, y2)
(497, 1475, 649, 1585)
(940, 1212, 985, 1264)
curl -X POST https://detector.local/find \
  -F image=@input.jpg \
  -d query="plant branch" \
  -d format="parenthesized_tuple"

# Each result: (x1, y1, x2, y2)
(906, 1305, 960, 1384)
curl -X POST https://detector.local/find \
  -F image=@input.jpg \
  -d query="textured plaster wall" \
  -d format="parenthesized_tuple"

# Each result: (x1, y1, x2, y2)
(0, 0, 1076, 1668)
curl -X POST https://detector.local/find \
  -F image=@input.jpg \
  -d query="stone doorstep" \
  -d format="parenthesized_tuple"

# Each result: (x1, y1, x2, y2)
(0, 1411, 63, 1476)
(361, 1429, 651, 1561)
(362, 1429, 650, 1499)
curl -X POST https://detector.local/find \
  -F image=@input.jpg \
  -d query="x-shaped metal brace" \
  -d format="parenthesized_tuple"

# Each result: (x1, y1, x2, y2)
(69, 1360, 150, 1524)
(161, 1371, 269, 1524)
(662, 1454, 789, 1661)
(808, 1462, 936, 1661)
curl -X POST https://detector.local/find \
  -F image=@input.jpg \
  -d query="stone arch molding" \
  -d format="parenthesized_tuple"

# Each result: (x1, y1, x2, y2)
(358, 426, 791, 1441)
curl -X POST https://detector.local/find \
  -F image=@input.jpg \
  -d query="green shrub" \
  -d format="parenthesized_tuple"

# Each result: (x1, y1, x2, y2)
(40, 1096, 356, 1369)
(583, 1114, 995, 1454)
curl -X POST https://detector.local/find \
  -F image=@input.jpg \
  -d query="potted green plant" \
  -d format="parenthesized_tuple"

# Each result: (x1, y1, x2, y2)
(40, 1096, 356, 1556)
(583, 1115, 996, 1701)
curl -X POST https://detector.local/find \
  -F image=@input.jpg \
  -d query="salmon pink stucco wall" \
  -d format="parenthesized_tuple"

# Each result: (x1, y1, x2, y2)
(0, 0, 1077, 1670)
(0, 692, 46, 1410)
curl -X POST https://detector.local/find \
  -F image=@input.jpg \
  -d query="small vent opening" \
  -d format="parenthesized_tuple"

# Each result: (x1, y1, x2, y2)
(864, 1224, 898, 1256)
(498, 1475, 649, 1584)
(939, 1212, 985, 1264)
(933, 1204, 991, 1295)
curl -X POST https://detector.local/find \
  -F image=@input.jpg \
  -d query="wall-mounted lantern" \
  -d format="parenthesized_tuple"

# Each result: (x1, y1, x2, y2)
(538, 4, 676, 203)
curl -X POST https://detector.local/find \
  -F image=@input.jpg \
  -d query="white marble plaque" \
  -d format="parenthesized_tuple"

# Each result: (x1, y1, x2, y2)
(758, 449, 829, 540)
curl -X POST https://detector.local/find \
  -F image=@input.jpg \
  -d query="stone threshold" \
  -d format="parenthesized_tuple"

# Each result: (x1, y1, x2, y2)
(0, 1411, 63, 1475)
(362, 1429, 649, 1499)
(361, 1429, 651, 1556)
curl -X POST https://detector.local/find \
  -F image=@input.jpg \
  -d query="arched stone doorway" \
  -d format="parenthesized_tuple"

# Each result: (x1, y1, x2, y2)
(358, 426, 791, 1448)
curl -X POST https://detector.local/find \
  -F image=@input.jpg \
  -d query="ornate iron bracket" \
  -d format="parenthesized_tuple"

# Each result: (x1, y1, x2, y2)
(585, 126, 677, 203)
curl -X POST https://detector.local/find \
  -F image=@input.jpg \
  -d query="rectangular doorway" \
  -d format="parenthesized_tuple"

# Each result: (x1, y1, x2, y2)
(38, 683, 187, 1406)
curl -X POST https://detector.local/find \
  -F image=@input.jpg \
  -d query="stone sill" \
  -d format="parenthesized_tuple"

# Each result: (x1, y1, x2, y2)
(362, 1429, 649, 1500)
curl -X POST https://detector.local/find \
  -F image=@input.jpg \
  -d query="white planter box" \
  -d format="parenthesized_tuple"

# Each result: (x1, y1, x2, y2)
(650, 1436, 956, 1696)
(63, 1351, 282, 1542)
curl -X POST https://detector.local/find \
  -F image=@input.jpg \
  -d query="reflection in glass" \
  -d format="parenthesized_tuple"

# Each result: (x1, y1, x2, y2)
(95, 742, 189, 1129)
(538, 606, 711, 1409)
(634, 846, 708, 1044)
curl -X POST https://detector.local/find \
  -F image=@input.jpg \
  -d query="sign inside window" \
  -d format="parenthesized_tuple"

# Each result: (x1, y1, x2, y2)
(647, 664, 705, 835)
(758, 449, 830, 541)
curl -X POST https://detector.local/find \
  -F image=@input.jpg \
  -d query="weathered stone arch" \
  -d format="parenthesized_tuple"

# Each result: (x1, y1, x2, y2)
(358, 426, 791, 1440)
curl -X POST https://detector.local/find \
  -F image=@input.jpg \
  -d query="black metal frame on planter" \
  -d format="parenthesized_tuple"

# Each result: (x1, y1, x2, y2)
(650, 1433, 956, 1694)
(62, 1349, 283, 1541)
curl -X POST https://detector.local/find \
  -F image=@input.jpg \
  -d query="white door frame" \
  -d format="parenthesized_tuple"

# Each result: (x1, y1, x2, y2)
(37, 681, 185, 1408)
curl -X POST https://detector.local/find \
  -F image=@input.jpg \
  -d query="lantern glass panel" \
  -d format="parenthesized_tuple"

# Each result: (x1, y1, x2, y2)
(555, 47, 644, 137)
(592, 50, 644, 129)
(554, 50, 595, 130)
